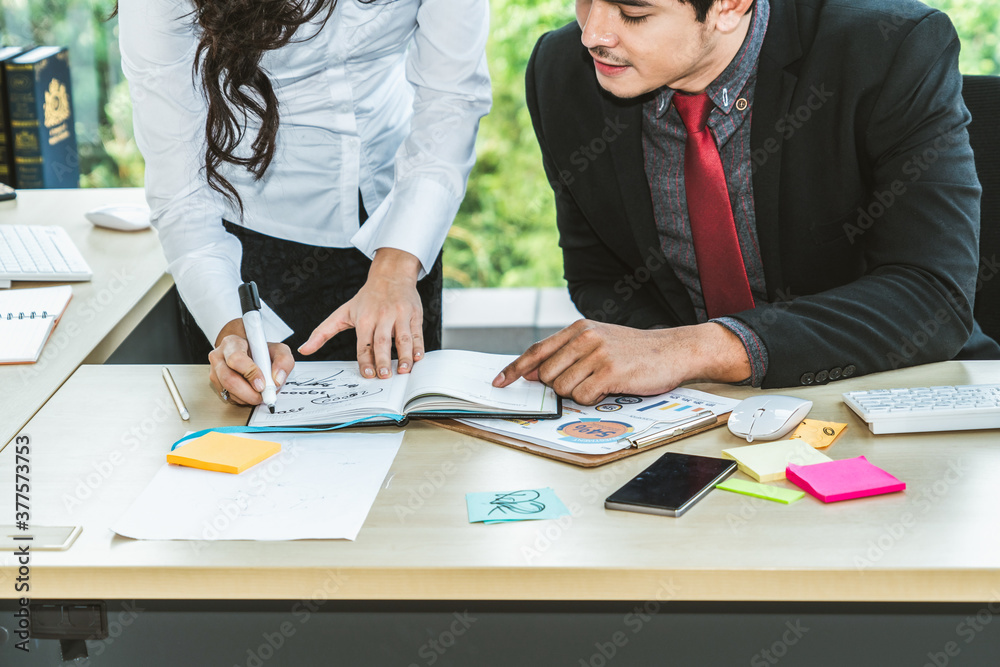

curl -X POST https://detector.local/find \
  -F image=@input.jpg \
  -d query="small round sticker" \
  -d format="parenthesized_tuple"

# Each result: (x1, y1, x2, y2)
(596, 404, 622, 412)
(557, 420, 634, 443)
(615, 396, 642, 405)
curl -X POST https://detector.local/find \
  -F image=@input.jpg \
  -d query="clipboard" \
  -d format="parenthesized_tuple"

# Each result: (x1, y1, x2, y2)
(432, 410, 731, 468)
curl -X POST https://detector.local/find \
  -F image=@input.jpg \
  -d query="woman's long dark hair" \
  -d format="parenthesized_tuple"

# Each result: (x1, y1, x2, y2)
(114, 1, 356, 215)
(192, 0, 337, 215)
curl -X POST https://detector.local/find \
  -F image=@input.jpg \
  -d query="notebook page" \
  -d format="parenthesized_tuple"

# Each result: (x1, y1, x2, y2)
(403, 350, 554, 413)
(0, 284, 73, 320)
(247, 361, 410, 426)
(0, 317, 56, 363)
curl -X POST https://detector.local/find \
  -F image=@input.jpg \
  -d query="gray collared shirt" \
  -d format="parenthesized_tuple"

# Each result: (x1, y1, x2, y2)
(641, 0, 770, 386)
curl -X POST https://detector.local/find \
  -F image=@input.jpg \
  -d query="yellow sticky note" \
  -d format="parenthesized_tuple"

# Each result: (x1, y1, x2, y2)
(721, 440, 832, 483)
(166, 432, 280, 474)
(789, 419, 847, 449)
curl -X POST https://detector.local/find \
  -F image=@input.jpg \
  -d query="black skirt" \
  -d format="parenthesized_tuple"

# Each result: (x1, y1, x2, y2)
(178, 200, 443, 362)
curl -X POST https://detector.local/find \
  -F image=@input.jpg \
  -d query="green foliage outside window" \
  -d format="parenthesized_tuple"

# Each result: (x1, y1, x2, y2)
(0, 0, 997, 288)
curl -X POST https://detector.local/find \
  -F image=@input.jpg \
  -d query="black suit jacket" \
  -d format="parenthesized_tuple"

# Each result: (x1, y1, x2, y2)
(526, 0, 1000, 389)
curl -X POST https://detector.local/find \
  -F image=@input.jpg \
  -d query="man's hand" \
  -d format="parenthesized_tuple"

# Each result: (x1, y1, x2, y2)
(209, 318, 295, 405)
(298, 248, 424, 379)
(492, 319, 752, 405)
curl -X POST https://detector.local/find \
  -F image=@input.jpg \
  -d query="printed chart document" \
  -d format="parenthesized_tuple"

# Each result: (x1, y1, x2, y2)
(247, 349, 560, 428)
(458, 388, 740, 456)
(113, 432, 403, 541)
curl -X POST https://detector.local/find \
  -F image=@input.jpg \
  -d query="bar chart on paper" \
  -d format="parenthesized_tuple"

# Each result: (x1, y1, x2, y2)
(635, 391, 723, 423)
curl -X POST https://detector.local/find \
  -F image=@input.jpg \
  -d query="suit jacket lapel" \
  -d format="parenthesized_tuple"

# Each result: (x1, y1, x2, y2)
(592, 0, 804, 321)
(751, 0, 803, 299)
(602, 93, 696, 324)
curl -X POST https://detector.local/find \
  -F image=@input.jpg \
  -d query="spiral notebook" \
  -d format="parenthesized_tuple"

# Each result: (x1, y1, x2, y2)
(0, 285, 73, 364)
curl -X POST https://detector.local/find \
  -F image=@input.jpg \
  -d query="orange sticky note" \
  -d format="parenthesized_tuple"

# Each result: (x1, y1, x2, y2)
(166, 432, 280, 474)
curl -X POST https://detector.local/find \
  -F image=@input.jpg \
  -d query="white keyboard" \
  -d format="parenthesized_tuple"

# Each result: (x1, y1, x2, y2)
(843, 385, 1000, 434)
(0, 225, 92, 283)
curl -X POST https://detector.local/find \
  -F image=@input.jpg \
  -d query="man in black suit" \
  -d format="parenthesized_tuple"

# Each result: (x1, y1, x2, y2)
(494, 0, 999, 403)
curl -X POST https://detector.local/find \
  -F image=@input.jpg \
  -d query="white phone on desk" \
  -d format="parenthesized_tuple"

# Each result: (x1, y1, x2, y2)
(0, 525, 81, 551)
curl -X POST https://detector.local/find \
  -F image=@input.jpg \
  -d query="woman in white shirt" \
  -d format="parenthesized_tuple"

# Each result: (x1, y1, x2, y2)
(118, 0, 490, 405)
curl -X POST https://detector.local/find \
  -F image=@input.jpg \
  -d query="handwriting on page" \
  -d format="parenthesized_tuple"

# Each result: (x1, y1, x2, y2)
(280, 368, 383, 405)
(250, 362, 405, 426)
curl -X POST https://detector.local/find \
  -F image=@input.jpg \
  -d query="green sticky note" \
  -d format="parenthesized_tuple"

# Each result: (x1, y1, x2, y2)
(715, 478, 805, 504)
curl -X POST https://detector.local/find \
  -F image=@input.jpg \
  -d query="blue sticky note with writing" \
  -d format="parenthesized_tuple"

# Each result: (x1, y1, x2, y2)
(466, 488, 570, 524)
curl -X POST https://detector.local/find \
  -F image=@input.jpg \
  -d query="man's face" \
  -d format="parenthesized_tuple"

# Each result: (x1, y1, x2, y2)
(576, 0, 720, 98)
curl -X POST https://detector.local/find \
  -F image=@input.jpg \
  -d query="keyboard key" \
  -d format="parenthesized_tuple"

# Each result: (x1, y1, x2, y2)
(844, 384, 1000, 434)
(0, 225, 92, 282)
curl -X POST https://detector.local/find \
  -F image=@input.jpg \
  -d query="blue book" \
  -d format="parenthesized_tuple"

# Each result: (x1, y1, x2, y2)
(4, 46, 79, 189)
(0, 46, 26, 186)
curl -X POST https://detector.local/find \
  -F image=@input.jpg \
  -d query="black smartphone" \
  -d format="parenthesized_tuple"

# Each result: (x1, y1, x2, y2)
(605, 452, 737, 517)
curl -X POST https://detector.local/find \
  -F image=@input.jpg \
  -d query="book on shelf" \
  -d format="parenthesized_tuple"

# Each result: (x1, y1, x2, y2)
(0, 46, 25, 187)
(4, 46, 79, 189)
(0, 284, 73, 364)
(247, 349, 561, 428)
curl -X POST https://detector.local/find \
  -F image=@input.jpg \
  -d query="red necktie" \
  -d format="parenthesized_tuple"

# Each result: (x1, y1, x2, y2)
(673, 92, 754, 318)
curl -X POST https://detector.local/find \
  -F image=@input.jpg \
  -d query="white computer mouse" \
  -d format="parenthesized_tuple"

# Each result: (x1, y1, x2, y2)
(84, 204, 151, 231)
(727, 395, 813, 442)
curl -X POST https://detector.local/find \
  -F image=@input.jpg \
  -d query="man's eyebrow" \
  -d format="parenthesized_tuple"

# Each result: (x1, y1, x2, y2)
(605, 0, 656, 7)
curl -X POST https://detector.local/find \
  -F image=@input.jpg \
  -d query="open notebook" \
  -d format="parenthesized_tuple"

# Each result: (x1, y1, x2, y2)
(248, 349, 561, 428)
(0, 285, 73, 364)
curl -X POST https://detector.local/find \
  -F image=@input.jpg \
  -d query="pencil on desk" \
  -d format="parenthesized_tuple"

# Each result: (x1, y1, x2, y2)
(162, 367, 190, 421)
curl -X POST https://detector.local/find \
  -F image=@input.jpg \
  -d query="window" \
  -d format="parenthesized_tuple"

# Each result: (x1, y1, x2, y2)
(2, 0, 996, 287)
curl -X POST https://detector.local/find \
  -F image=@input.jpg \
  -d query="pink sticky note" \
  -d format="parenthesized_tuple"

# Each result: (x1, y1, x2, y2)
(786, 455, 905, 503)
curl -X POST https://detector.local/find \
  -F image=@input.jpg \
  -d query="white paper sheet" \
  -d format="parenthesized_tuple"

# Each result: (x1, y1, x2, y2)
(113, 432, 403, 541)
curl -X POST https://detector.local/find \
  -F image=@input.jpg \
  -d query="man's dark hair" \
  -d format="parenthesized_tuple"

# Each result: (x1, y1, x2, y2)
(680, 0, 756, 23)
(681, 0, 717, 22)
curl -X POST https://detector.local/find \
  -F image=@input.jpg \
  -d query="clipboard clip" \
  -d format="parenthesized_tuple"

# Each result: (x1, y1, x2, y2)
(625, 412, 717, 449)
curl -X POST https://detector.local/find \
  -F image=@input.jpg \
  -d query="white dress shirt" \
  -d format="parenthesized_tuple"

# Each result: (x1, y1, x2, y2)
(118, 0, 491, 344)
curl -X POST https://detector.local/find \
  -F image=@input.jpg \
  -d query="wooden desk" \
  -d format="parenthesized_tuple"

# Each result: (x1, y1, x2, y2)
(2, 361, 998, 604)
(0, 189, 171, 449)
